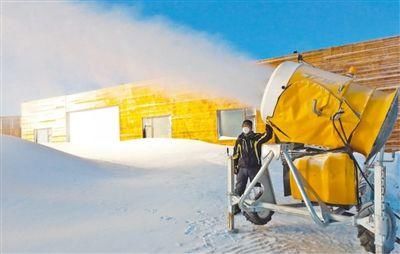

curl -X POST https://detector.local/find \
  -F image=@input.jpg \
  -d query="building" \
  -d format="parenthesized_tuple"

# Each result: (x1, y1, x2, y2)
(21, 81, 261, 146)
(21, 36, 399, 150)
(1, 116, 21, 137)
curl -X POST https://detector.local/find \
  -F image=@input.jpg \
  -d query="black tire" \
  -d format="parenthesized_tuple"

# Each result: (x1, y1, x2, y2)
(243, 210, 274, 225)
(242, 186, 274, 225)
(356, 202, 397, 253)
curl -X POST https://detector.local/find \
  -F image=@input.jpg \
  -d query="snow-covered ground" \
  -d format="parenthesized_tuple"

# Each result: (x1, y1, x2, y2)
(2, 135, 399, 253)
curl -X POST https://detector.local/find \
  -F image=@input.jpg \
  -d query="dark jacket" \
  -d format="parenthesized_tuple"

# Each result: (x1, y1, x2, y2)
(232, 124, 273, 171)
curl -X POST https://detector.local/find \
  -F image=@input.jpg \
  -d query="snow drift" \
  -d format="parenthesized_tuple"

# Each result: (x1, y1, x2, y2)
(2, 135, 399, 252)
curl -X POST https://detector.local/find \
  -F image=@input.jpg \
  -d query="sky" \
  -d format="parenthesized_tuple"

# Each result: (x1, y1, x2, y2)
(2, 1, 399, 116)
(97, 1, 400, 58)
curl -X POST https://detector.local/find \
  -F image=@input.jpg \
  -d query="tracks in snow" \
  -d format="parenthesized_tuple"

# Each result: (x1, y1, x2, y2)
(186, 213, 365, 253)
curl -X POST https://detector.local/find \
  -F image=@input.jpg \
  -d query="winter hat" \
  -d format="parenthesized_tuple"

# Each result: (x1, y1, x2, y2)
(242, 120, 253, 128)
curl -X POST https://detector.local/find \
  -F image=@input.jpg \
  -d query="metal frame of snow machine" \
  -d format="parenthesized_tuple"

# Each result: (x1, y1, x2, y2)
(227, 143, 399, 254)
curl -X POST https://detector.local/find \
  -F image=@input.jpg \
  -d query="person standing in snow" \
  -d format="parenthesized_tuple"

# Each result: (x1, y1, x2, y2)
(232, 120, 273, 213)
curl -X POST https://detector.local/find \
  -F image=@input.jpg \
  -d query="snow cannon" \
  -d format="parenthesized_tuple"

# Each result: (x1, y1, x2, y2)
(260, 61, 398, 160)
(227, 61, 399, 254)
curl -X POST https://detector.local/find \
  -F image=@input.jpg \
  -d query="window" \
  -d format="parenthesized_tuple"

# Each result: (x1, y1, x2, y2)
(217, 108, 256, 139)
(142, 115, 171, 138)
(35, 128, 51, 144)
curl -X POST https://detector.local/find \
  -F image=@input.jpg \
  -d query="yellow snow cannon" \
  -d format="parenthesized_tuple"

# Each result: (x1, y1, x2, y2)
(260, 61, 398, 161)
(226, 61, 399, 254)
(260, 61, 398, 206)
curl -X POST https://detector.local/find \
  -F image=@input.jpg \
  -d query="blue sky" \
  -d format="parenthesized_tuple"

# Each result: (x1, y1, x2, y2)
(96, 1, 399, 59)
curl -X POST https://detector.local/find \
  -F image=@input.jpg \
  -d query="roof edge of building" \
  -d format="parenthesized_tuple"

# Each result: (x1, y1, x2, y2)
(258, 35, 400, 64)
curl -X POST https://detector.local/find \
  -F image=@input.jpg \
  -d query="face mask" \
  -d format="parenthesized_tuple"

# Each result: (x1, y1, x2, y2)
(242, 127, 251, 134)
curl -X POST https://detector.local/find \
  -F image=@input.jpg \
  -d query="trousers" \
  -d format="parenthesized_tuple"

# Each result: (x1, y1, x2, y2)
(234, 167, 259, 196)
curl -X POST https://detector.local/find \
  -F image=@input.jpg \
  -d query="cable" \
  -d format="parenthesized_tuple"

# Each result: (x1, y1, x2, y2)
(331, 112, 348, 147)
(394, 212, 400, 221)
(331, 113, 374, 191)
(349, 152, 374, 191)
(338, 118, 348, 143)
(367, 153, 378, 169)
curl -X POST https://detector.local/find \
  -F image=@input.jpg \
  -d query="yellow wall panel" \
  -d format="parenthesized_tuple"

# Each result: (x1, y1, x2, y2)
(21, 83, 255, 146)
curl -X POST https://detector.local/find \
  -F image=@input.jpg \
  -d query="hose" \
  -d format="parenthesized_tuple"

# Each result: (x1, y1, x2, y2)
(331, 114, 374, 192)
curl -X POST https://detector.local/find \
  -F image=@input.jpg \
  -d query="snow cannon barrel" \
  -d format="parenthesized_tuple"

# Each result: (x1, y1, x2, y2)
(260, 61, 398, 160)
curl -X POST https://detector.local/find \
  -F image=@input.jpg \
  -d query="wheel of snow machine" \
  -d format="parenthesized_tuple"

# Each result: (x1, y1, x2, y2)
(243, 209, 274, 225)
(356, 202, 397, 253)
(243, 186, 274, 225)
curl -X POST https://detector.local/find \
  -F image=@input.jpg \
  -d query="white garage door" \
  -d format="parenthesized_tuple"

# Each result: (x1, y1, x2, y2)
(68, 106, 120, 144)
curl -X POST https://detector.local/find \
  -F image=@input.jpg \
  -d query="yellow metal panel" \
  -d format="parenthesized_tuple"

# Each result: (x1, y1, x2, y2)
(350, 89, 398, 156)
(21, 82, 248, 146)
(21, 95, 67, 142)
(290, 152, 358, 205)
(268, 79, 360, 149)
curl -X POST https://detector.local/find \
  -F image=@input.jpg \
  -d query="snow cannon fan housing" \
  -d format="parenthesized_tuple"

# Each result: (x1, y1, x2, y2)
(261, 61, 399, 160)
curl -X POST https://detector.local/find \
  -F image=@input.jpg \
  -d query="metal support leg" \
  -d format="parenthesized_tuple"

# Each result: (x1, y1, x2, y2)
(374, 147, 387, 254)
(238, 151, 274, 210)
(227, 155, 237, 233)
(282, 147, 331, 226)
